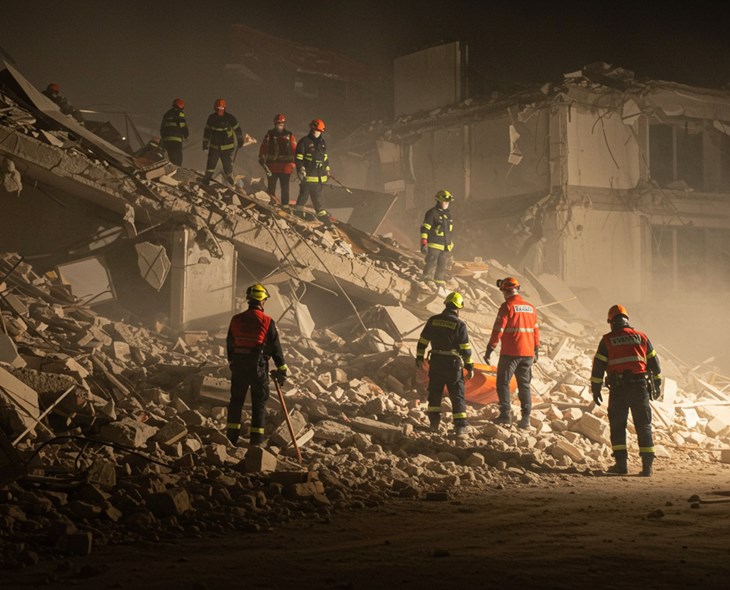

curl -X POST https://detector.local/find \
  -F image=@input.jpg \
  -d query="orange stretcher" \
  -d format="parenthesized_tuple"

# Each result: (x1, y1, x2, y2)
(416, 361, 517, 406)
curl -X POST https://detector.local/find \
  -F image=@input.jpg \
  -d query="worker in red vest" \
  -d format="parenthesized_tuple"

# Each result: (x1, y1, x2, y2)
(484, 277, 539, 429)
(226, 284, 288, 446)
(591, 304, 661, 476)
(259, 114, 297, 204)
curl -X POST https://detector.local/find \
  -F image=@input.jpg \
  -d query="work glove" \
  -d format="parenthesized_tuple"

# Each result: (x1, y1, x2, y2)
(273, 369, 287, 386)
(652, 378, 662, 400)
(258, 156, 265, 165)
(420, 239, 428, 255)
(465, 365, 474, 380)
(484, 346, 495, 365)
(592, 385, 603, 406)
(298, 167, 307, 182)
(415, 358, 424, 369)
(534, 348, 539, 364)
(203, 145, 208, 151)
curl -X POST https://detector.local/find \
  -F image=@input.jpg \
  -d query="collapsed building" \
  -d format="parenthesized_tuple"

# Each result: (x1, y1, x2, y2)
(337, 53, 730, 367)
(1, 60, 730, 569)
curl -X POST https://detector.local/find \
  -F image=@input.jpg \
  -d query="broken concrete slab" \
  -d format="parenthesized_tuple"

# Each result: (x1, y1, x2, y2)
(99, 417, 157, 448)
(243, 446, 277, 473)
(348, 416, 405, 444)
(146, 488, 191, 517)
(0, 365, 40, 436)
(270, 410, 307, 447)
(569, 412, 610, 445)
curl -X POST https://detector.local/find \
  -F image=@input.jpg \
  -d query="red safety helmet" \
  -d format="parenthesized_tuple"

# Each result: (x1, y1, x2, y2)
(47, 83, 60, 94)
(310, 118, 326, 132)
(607, 304, 629, 323)
(173, 98, 185, 109)
(274, 113, 286, 124)
(214, 98, 226, 113)
(497, 277, 520, 291)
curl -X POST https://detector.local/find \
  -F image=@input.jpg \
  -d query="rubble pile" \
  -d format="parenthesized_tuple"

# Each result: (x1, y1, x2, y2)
(2, 251, 730, 570)
(1, 65, 730, 570)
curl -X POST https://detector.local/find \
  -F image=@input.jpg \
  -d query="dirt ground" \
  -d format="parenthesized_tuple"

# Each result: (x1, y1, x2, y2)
(4, 458, 730, 590)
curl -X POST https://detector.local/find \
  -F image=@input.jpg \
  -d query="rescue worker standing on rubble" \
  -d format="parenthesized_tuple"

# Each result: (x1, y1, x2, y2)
(226, 284, 288, 446)
(159, 98, 189, 166)
(484, 277, 539, 429)
(591, 305, 661, 476)
(295, 118, 332, 226)
(416, 291, 474, 438)
(420, 190, 455, 289)
(203, 98, 243, 185)
(42, 83, 85, 125)
(259, 114, 297, 204)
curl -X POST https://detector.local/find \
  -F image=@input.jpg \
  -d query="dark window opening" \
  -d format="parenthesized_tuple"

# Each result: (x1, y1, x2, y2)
(649, 123, 703, 190)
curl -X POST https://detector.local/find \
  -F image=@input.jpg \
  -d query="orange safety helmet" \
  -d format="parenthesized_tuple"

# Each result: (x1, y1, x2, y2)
(497, 277, 520, 291)
(607, 304, 629, 323)
(173, 98, 185, 109)
(309, 118, 326, 132)
(47, 83, 60, 94)
(214, 98, 226, 113)
(274, 113, 286, 124)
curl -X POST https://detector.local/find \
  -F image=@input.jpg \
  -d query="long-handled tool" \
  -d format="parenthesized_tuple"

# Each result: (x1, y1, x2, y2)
(270, 371, 302, 464)
(328, 173, 353, 194)
(260, 161, 272, 177)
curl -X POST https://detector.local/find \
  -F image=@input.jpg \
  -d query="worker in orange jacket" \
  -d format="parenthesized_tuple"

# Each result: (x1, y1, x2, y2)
(484, 277, 539, 428)
(259, 114, 297, 204)
(591, 304, 661, 476)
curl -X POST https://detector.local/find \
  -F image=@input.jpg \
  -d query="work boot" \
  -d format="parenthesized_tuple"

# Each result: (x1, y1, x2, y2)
(517, 414, 531, 429)
(226, 428, 240, 445)
(607, 453, 628, 475)
(494, 414, 511, 426)
(453, 424, 471, 439)
(640, 455, 654, 477)
(428, 418, 441, 433)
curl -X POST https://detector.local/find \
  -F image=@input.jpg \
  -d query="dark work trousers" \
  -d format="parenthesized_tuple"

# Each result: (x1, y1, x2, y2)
(227, 357, 270, 437)
(267, 172, 291, 204)
(423, 249, 452, 285)
(162, 141, 183, 166)
(496, 355, 533, 418)
(296, 182, 328, 218)
(204, 148, 234, 183)
(608, 381, 654, 456)
(426, 356, 467, 427)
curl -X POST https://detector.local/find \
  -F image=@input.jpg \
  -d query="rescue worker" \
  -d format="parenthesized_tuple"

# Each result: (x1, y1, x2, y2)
(203, 98, 243, 185)
(420, 190, 454, 288)
(259, 114, 297, 204)
(42, 83, 85, 125)
(416, 291, 474, 438)
(159, 98, 189, 166)
(591, 304, 661, 476)
(484, 277, 539, 428)
(295, 118, 332, 226)
(226, 284, 288, 446)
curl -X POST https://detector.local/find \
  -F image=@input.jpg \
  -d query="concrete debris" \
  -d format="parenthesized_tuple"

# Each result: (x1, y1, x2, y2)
(0, 69, 729, 570)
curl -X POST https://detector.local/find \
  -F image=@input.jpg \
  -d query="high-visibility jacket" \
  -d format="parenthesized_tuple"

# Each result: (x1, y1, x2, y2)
(591, 326, 661, 388)
(203, 112, 243, 152)
(416, 308, 473, 369)
(226, 306, 287, 372)
(295, 132, 329, 183)
(420, 206, 453, 251)
(488, 294, 539, 356)
(160, 107, 189, 143)
(259, 128, 297, 174)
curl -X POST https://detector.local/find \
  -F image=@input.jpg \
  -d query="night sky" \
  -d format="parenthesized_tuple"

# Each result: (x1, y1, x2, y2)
(1, 1, 729, 134)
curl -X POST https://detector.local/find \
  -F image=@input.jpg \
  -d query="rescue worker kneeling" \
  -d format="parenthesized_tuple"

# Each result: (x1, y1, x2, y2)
(416, 291, 474, 438)
(590, 304, 661, 476)
(226, 284, 288, 446)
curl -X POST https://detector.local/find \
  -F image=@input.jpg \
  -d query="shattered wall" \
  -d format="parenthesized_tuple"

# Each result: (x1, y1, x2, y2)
(565, 104, 640, 189)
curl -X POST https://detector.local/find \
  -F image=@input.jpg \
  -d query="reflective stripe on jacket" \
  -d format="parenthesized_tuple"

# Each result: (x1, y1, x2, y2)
(591, 326, 661, 387)
(416, 309, 473, 369)
(420, 206, 453, 251)
(203, 112, 243, 151)
(259, 128, 297, 174)
(160, 107, 189, 142)
(295, 132, 329, 182)
(488, 294, 539, 356)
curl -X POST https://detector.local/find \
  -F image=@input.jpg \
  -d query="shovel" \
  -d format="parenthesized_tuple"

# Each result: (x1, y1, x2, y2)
(270, 371, 303, 465)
